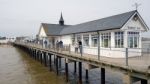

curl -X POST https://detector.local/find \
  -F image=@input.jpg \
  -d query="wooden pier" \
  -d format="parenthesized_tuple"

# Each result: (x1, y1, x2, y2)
(13, 42, 150, 84)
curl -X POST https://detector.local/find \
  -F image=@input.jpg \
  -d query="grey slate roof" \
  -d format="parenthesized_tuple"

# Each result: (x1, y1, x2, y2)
(41, 23, 70, 36)
(60, 10, 137, 35)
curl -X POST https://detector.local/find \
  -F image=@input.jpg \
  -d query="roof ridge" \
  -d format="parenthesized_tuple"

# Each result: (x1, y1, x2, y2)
(60, 10, 137, 35)
(42, 23, 58, 25)
(72, 10, 137, 26)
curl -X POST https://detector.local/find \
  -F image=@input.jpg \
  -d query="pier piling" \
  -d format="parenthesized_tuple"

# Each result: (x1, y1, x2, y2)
(141, 79, 147, 84)
(56, 56, 59, 75)
(43, 52, 47, 67)
(85, 69, 89, 83)
(78, 62, 82, 84)
(65, 59, 69, 82)
(48, 53, 52, 71)
(74, 61, 76, 74)
(59, 57, 61, 68)
(101, 68, 105, 84)
(40, 52, 43, 64)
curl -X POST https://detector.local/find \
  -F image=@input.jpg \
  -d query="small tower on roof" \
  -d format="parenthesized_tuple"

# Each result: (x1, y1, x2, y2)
(59, 12, 64, 25)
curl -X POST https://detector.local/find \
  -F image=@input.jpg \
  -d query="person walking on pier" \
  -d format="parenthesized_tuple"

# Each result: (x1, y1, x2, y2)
(78, 40, 82, 55)
(44, 40, 47, 48)
(75, 42, 78, 53)
(59, 40, 63, 52)
(56, 40, 59, 51)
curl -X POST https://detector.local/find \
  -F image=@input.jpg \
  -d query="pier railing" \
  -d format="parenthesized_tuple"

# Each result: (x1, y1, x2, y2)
(14, 41, 150, 72)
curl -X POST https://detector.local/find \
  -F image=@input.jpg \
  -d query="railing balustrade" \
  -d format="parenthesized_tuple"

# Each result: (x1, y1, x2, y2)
(14, 41, 150, 71)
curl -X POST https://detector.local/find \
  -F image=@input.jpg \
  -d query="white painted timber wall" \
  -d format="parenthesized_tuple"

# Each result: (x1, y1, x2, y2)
(60, 35, 72, 45)
(38, 27, 47, 38)
(61, 31, 142, 58)
(71, 45, 141, 58)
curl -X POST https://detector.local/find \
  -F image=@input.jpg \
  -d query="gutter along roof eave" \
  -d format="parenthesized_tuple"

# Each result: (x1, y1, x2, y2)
(59, 27, 121, 36)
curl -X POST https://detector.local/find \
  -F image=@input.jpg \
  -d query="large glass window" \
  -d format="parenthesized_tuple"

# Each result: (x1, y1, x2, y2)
(128, 32, 139, 48)
(91, 34, 98, 47)
(76, 34, 81, 42)
(115, 32, 124, 48)
(83, 34, 89, 46)
(101, 33, 111, 48)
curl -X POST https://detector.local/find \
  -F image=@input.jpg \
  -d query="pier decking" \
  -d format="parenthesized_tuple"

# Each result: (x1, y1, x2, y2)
(13, 42, 150, 84)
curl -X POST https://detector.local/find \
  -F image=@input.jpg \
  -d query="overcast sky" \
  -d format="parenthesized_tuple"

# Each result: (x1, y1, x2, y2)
(0, 0, 150, 37)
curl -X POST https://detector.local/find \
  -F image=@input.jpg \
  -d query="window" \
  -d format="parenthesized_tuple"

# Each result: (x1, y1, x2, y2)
(76, 35, 81, 42)
(128, 32, 139, 48)
(83, 34, 89, 46)
(91, 34, 98, 47)
(115, 32, 124, 48)
(101, 33, 111, 48)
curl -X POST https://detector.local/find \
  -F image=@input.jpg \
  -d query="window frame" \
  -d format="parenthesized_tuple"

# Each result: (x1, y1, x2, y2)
(83, 34, 89, 46)
(91, 34, 98, 47)
(128, 32, 139, 48)
(115, 31, 124, 48)
(101, 32, 111, 48)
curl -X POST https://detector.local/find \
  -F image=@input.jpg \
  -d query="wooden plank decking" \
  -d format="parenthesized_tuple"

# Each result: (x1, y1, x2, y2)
(14, 42, 150, 79)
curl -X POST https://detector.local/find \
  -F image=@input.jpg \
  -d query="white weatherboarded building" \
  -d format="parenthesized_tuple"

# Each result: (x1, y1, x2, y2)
(38, 10, 149, 58)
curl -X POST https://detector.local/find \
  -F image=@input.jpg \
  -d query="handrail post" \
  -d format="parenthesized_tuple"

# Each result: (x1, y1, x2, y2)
(69, 44, 71, 54)
(81, 45, 83, 56)
(97, 31, 100, 60)
(126, 48, 128, 66)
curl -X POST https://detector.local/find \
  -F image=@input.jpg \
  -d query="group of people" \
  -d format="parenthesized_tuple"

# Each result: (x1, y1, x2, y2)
(74, 40, 82, 54)
(56, 40, 63, 51)
(43, 39, 83, 54)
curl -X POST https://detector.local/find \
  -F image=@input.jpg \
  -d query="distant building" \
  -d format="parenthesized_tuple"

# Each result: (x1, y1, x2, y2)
(38, 10, 149, 58)
(0, 37, 15, 44)
(15, 36, 32, 43)
(38, 13, 71, 46)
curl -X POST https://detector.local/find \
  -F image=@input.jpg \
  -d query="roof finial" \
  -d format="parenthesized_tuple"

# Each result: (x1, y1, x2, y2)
(132, 3, 141, 11)
(59, 12, 64, 25)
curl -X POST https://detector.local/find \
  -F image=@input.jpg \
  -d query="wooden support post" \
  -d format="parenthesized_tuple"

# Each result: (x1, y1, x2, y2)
(54, 55, 56, 64)
(74, 61, 76, 74)
(38, 51, 40, 61)
(32, 50, 34, 58)
(34, 50, 36, 60)
(141, 79, 147, 84)
(65, 60, 69, 82)
(44, 52, 47, 67)
(85, 69, 89, 83)
(31, 50, 33, 58)
(101, 68, 105, 84)
(30, 49, 32, 57)
(78, 62, 82, 84)
(59, 57, 61, 68)
(37, 51, 39, 61)
(40, 52, 43, 64)
(56, 56, 59, 75)
(29, 49, 31, 56)
(33, 50, 35, 58)
(48, 53, 52, 71)
(36, 50, 38, 60)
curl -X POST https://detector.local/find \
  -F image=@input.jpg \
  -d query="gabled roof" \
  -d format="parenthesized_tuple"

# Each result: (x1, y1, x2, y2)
(60, 10, 137, 35)
(41, 23, 71, 36)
